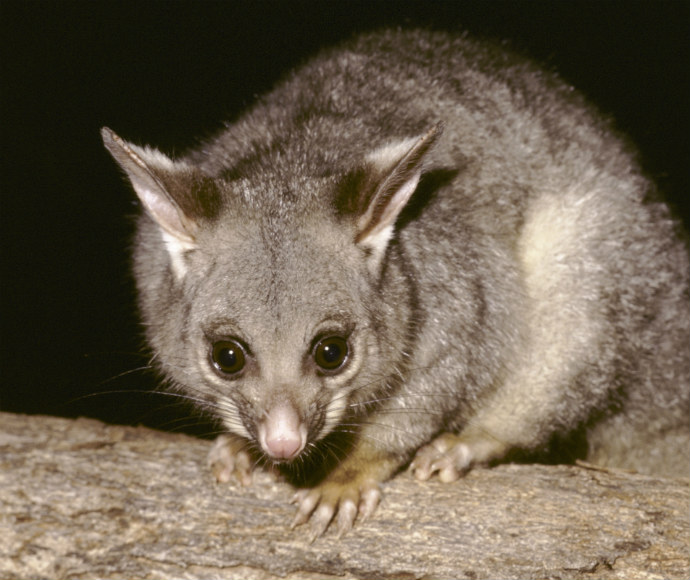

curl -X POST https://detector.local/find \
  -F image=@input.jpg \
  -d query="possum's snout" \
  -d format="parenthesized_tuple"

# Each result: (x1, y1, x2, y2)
(258, 404, 308, 460)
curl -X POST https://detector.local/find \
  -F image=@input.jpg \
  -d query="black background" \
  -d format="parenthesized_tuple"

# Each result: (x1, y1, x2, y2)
(2, 1, 688, 434)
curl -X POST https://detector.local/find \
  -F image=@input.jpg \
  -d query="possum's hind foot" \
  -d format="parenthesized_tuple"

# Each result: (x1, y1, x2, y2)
(291, 476, 382, 542)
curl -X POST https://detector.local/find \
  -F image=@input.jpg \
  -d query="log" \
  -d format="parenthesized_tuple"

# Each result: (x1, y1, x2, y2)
(1, 412, 688, 579)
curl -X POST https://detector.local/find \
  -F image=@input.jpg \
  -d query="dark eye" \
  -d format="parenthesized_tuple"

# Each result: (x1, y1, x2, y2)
(313, 336, 349, 372)
(211, 340, 246, 375)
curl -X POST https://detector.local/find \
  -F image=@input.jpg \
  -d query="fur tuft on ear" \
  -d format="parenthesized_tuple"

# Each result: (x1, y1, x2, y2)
(342, 123, 443, 266)
(101, 127, 199, 245)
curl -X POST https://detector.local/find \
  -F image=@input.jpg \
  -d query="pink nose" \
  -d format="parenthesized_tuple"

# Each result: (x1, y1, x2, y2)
(259, 404, 307, 460)
(265, 434, 302, 459)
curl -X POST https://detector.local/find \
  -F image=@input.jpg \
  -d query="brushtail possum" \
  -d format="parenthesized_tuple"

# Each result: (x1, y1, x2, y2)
(102, 29, 690, 538)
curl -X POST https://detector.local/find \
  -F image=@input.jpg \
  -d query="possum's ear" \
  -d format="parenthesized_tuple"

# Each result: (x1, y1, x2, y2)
(339, 123, 443, 267)
(101, 127, 205, 245)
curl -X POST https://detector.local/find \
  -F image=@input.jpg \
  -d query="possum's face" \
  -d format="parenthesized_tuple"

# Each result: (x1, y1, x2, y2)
(174, 213, 385, 462)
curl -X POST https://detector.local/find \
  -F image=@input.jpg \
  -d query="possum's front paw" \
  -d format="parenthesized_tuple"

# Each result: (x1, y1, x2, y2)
(410, 431, 506, 482)
(207, 434, 254, 487)
(290, 476, 382, 541)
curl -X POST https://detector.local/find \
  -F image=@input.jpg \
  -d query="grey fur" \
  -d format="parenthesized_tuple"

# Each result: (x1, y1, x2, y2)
(103, 29, 689, 533)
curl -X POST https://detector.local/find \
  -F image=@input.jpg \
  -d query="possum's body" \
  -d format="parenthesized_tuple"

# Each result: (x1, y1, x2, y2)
(103, 29, 690, 538)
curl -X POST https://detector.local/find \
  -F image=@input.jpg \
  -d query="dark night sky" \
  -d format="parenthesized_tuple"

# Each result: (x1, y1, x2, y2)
(1, 1, 688, 434)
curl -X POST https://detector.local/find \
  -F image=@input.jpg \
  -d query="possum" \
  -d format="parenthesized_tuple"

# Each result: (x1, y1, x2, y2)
(102, 28, 690, 539)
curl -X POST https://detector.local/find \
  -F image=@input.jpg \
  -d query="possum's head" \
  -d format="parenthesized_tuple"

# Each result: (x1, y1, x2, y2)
(101, 125, 441, 463)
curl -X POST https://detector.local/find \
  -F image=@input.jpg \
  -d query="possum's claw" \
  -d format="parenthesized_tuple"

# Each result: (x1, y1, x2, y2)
(411, 433, 471, 482)
(207, 434, 253, 486)
(410, 431, 505, 482)
(291, 478, 381, 540)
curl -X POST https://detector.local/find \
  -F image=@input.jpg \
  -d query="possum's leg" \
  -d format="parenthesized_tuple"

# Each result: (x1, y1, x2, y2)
(208, 434, 254, 487)
(412, 190, 622, 480)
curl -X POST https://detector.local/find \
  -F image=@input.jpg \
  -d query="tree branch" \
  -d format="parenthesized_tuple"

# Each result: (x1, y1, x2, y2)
(1, 412, 688, 579)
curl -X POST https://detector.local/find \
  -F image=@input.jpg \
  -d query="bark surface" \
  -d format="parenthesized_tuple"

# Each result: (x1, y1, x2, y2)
(1, 412, 688, 579)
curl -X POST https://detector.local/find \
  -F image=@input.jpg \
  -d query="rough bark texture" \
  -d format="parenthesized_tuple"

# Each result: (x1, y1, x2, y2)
(1, 412, 688, 579)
